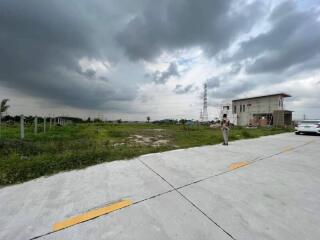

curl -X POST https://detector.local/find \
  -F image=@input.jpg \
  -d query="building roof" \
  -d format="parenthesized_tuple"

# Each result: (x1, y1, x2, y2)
(232, 93, 291, 102)
(273, 110, 294, 112)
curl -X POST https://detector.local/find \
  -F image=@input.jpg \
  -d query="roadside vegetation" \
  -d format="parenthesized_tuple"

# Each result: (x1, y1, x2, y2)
(0, 123, 293, 185)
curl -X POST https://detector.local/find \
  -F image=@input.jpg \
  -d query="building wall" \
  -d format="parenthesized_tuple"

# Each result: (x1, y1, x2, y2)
(220, 104, 237, 125)
(273, 110, 293, 127)
(232, 95, 284, 126)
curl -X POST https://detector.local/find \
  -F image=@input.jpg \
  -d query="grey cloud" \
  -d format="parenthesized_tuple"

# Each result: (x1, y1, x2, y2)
(117, 0, 264, 61)
(0, 0, 146, 111)
(208, 80, 255, 99)
(210, 0, 320, 111)
(230, 63, 242, 75)
(81, 69, 96, 79)
(174, 84, 195, 94)
(206, 73, 283, 101)
(235, 1, 320, 74)
(206, 74, 255, 100)
(1, 0, 319, 118)
(99, 76, 109, 82)
(153, 62, 179, 84)
(206, 77, 221, 89)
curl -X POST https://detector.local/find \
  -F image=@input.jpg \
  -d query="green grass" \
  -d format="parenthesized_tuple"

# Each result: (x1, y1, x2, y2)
(0, 123, 292, 185)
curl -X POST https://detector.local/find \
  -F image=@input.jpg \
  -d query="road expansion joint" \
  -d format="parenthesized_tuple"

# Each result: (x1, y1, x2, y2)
(139, 159, 237, 240)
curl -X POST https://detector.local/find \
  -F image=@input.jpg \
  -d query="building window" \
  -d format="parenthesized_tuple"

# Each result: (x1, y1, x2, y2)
(240, 105, 242, 112)
(243, 105, 245, 112)
(279, 98, 283, 109)
(233, 105, 237, 114)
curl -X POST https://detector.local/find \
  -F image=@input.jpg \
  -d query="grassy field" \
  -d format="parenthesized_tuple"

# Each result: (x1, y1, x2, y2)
(0, 123, 293, 185)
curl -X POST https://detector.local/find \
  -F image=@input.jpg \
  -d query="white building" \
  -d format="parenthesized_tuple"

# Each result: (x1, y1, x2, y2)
(231, 93, 293, 126)
(220, 103, 237, 125)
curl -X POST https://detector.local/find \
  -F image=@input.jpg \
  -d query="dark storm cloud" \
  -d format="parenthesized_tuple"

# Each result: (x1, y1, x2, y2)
(234, 1, 320, 74)
(0, 0, 263, 111)
(1, 0, 318, 115)
(0, 0, 143, 110)
(117, 0, 264, 61)
(153, 62, 179, 84)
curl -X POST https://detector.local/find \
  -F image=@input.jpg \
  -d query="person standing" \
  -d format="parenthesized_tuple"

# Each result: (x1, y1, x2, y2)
(221, 114, 230, 145)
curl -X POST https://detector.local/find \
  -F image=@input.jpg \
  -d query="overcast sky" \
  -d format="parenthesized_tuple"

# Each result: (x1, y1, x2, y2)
(0, 0, 319, 120)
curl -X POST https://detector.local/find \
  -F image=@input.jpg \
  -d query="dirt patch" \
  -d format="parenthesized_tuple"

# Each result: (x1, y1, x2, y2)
(152, 139, 169, 146)
(128, 134, 169, 147)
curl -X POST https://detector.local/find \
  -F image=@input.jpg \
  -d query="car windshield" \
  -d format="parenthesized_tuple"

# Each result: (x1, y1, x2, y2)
(300, 121, 320, 124)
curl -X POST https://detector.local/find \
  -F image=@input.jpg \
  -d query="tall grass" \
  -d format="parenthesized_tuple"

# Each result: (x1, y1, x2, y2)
(0, 123, 292, 185)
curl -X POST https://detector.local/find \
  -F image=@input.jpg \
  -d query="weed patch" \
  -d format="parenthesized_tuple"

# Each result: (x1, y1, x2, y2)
(0, 123, 292, 185)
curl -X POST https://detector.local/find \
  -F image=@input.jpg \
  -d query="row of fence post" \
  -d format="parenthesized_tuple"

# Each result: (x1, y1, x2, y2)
(19, 115, 67, 140)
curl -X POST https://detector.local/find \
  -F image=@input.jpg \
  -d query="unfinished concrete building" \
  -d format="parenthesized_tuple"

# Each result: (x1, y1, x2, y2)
(232, 93, 293, 127)
(220, 103, 237, 125)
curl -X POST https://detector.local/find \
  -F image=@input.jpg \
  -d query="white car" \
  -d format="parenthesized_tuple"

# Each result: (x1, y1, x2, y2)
(295, 120, 320, 135)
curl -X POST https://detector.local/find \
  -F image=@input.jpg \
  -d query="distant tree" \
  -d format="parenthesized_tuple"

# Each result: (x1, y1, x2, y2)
(117, 119, 122, 124)
(3, 115, 14, 122)
(94, 118, 103, 123)
(0, 99, 9, 115)
(13, 115, 20, 122)
(179, 119, 187, 125)
(25, 115, 34, 124)
(0, 99, 10, 138)
(146, 116, 151, 123)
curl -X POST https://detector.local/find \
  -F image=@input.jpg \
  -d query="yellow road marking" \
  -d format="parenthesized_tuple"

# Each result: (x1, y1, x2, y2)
(282, 141, 315, 152)
(281, 146, 294, 152)
(53, 199, 132, 231)
(229, 161, 249, 170)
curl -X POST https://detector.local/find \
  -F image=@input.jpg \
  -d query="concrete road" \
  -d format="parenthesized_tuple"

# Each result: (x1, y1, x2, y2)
(0, 133, 319, 240)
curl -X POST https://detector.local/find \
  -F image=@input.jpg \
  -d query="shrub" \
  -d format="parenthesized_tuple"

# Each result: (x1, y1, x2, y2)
(241, 129, 251, 138)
